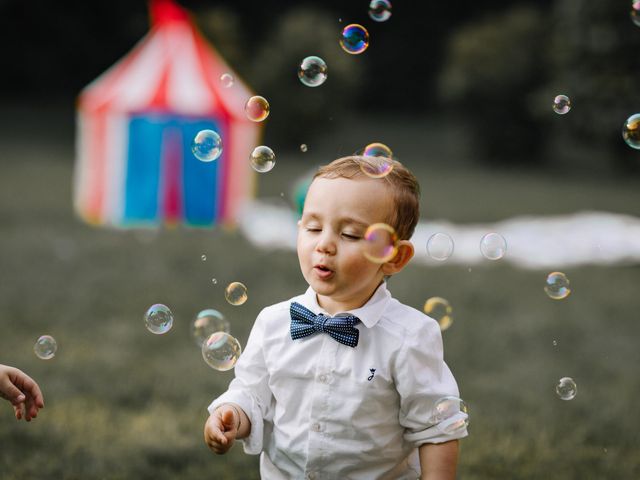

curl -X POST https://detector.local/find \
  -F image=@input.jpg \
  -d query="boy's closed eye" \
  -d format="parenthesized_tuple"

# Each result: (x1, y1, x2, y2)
(341, 232, 361, 240)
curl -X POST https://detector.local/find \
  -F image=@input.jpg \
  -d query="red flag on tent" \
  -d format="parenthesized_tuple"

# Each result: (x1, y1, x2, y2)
(74, 0, 261, 227)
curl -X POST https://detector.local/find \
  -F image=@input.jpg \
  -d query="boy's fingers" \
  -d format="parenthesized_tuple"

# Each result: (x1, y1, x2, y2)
(1, 381, 26, 405)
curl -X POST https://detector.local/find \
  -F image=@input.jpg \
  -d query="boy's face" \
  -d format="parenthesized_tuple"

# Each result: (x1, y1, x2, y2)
(297, 176, 394, 314)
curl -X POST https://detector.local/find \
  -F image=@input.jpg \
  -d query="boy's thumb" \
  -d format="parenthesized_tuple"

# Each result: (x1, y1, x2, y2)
(221, 408, 237, 429)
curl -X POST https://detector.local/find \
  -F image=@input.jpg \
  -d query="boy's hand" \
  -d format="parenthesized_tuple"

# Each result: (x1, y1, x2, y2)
(0, 364, 45, 421)
(204, 405, 240, 454)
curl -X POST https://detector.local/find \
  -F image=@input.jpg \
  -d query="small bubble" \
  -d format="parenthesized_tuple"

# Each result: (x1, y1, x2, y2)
(552, 339, 558, 346)
(144, 304, 174, 334)
(245, 96, 270, 122)
(632, 2, 640, 27)
(225, 282, 248, 306)
(220, 73, 234, 88)
(622, 113, 640, 149)
(369, 0, 392, 22)
(424, 297, 453, 331)
(362, 223, 398, 263)
(431, 396, 470, 434)
(480, 232, 507, 260)
(191, 130, 223, 162)
(211, 278, 218, 284)
(298, 56, 328, 87)
(201, 254, 207, 261)
(340, 24, 369, 55)
(556, 377, 577, 400)
(545, 272, 571, 300)
(427, 233, 454, 261)
(34, 335, 57, 360)
(192, 309, 230, 347)
(202, 332, 242, 371)
(300, 143, 308, 152)
(553, 94, 571, 115)
(250, 146, 276, 173)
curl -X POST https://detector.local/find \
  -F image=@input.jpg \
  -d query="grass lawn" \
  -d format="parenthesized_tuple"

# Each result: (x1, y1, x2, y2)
(1, 119, 639, 479)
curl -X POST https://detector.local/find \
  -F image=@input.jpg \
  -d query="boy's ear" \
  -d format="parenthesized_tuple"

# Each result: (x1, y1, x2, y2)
(382, 240, 414, 275)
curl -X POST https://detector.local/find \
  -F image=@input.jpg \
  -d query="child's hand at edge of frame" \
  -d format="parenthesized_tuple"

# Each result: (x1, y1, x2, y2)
(0, 364, 45, 421)
(204, 405, 240, 454)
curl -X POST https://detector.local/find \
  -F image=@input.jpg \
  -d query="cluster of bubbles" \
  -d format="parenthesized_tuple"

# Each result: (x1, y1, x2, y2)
(191, 129, 223, 162)
(553, 94, 571, 115)
(34, 335, 57, 360)
(423, 297, 453, 331)
(622, 113, 640, 149)
(250, 146, 276, 173)
(426, 232, 508, 261)
(298, 56, 328, 87)
(369, 0, 392, 22)
(144, 304, 174, 334)
(362, 223, 398, 263)
(225, 281, 248, 306)
(544, 272, 571, 300)
(556, 377, 577, 400)
(430, 396, 470, 435)
(340, 24, 370, 54)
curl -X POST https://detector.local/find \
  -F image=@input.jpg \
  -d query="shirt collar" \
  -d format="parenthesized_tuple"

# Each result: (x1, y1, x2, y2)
(298, 282, 391, 329)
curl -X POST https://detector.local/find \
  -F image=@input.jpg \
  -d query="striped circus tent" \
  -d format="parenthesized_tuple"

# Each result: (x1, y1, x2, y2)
(74, 0, 260, 228)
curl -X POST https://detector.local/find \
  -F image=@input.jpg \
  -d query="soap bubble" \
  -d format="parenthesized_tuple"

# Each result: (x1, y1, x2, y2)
(300, 144, 308, 152)
(622, 113, 640, 149)
(363, 142, 392, 158)
(211, 278, 218, 285)
(632, 2, 640, 27)
(225, 282, 248, 306)
(553, 95, 571, 115)
(298, 56, 328, 87)
(359, 155, 394, 178)
(220, 73, 234, 88)
(202, 332, 242, 371)
(144, 304, 174, 334)
(192, 309, 230, 347)
(423, 297, 453, 331)
(431, 396, 469, 434)
(34, 335, 57, 360)
(201, 254, 207, 261)
(250, 146, 276, 173)
(191, 130, 223, 162)
(480, 232, 507, 260)
(340, 24, 369, 54)
(369, 0, 392, 22)
(544, 272, 571, 300)
(245, 95, 270, 122)
(362, 223, 398, 263)
(556, 377, 577, 400)
(427, 233, 454, 261)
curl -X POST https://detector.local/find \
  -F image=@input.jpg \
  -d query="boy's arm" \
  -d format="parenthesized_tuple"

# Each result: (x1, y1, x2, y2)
(419, 440, 459, 480)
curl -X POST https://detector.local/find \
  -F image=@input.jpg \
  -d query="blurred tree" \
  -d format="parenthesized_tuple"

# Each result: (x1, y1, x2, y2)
(533, 0, 640, 174)
(437, 4, 547, 165)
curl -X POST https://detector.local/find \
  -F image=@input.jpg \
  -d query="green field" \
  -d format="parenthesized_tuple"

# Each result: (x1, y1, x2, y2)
(1, 121, 640, 479)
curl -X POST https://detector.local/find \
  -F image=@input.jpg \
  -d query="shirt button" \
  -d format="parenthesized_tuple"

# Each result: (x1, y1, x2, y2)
(307, 473, 316, 480)
(311, 422, 322, 432)
(318, 374, 327, 383)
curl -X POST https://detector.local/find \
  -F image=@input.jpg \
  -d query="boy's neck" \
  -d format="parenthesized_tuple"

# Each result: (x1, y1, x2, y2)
(315, 281, 384, 315)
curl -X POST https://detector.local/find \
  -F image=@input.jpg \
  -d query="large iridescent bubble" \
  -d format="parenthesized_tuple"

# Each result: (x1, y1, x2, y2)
(191, 130, 223, 162)
(298, 56, 328, 87)
(622, 113, 640, 149)
(369, 0, 392, 22)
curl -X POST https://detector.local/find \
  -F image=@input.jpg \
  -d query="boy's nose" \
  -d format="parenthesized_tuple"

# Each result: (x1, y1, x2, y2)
(315, 234, 336, 254)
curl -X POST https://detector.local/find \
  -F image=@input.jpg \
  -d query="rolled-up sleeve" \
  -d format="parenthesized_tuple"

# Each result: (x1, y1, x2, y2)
(394, 319, 468, 445)
(208, 310, 274, 455)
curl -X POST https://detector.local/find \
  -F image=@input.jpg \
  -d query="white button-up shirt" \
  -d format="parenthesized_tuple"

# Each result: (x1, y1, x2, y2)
(209, 282, 467, 479)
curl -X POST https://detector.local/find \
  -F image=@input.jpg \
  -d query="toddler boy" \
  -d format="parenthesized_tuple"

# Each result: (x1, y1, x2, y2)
(204, 156, 467, 479)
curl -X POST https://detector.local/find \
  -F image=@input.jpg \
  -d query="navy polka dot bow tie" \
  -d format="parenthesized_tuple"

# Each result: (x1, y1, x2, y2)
(290, 302, 360, 348)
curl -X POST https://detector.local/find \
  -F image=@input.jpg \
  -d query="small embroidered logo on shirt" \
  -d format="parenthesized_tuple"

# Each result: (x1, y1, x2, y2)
(367, 368, 376, 381)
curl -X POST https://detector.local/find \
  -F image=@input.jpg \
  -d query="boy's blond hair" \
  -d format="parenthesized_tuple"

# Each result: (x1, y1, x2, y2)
(313, 156, 420, 241)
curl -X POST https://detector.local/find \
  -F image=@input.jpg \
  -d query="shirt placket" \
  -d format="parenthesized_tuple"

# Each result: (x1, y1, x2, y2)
(303, 332, 339, 480)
